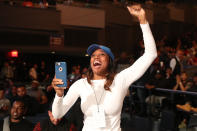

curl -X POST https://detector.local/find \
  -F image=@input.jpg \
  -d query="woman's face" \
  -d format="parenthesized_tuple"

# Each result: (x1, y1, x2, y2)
(90, 49, 109, 76)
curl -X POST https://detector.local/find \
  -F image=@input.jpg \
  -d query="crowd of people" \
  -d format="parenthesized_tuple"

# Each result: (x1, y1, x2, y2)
(0, 24, 196, 131)
(0, 59, 87, 130)
(127, 30, 197, 130)
(112, 28, 197, 130)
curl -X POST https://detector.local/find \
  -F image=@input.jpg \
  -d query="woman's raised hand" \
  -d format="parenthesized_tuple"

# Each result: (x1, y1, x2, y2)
(51, 76, 65, 97)
(127, 4, 147, 24)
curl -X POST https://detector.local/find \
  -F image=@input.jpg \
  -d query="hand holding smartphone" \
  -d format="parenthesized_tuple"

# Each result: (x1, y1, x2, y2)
(55, 62, 67, 88)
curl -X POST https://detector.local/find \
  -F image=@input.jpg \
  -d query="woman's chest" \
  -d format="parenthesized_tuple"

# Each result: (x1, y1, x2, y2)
(79, 83, 126, 116)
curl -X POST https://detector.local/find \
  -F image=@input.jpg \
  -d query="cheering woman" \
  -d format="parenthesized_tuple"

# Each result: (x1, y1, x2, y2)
(51, 4, 157, 131)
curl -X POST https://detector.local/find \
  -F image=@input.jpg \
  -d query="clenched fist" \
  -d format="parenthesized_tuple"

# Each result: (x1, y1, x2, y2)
(127, 4, 147, 24)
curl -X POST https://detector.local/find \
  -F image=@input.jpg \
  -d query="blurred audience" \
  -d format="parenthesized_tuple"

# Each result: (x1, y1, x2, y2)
(13, 85, 39, 116)
(38, 61, 50, 83)
(5, 85, 17, 102)
(26, 80, 48, 113)
(0, 85, 11, 119)
(115, 51, 133, 73)
(170, 49, 185, 78)
(0, 61, 14, 81)
(29, 64, 38, 81)
(68, 65, 81, 85)
(0, 100, 34, 131)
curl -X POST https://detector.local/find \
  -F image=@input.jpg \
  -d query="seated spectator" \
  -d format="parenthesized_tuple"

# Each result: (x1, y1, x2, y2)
(176, 73, 197, 112)
(188, 73, 197, 92)
(0, 61, 14, 81)
(5, 85, 17, 103)
(0, 100, 34, 131)
(27, 80, 48, 113)
(115, 51, 133, 73)
(13, 85, 39, 116)
(0, 86, 10, 119)
(154, 67, 176, 110)
(159, 67, 176, 89)
(172, 72, 195, 129)
(33, 107, 76, 131)
(68, 65, 81, 85)
(172, 72, 193, 110)
(81, 67, 88, 78)
(29, 64, 38, 81)
(170, 49, 185, 79)
(186, 40, 197, 67)
(173, 72, 193, 91)
(38, 61, 50, 83)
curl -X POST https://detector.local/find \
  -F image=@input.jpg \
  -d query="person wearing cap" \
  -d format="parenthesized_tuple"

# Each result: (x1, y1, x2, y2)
(51, 4, 157, 131)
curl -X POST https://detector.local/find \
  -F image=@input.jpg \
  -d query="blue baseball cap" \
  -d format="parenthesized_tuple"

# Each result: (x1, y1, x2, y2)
(87, 44, 114, 61)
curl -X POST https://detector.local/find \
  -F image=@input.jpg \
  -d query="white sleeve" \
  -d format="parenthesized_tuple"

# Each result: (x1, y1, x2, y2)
(170, 58, 176, 72)
(52, 80, 80, 119)
(116, 23, 157, 89)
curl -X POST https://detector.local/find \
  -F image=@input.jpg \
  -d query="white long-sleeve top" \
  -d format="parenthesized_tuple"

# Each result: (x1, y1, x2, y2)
(52, 23, 157, 131)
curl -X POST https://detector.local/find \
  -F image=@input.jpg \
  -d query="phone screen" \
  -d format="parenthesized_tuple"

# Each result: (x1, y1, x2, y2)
(55, 62, 67, 88)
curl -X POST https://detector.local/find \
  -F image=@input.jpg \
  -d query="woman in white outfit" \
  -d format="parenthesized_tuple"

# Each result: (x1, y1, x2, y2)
(51, 4, 157, 131)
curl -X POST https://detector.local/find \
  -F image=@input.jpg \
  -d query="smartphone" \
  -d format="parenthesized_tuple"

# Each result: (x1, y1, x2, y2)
(55, 62, 67, 88)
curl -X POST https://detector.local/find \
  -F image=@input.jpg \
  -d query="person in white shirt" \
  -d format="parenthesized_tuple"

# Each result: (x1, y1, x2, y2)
(51, 4, 157, 131)
(170, 49, 184, 77)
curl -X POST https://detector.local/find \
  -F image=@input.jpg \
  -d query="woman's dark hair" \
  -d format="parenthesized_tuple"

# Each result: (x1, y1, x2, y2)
(87, 58, 116, 91)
